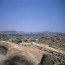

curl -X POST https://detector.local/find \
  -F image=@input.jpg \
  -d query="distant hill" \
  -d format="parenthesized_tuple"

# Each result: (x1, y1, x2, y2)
(0, 31, 63, 38)
(23, 32, 63, 38)
(0, 31, 19, 34)
(29, 31, 63, 36)
(0, 31, 25, 35)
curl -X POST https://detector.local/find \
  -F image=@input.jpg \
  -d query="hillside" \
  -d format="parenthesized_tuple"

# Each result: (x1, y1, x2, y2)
(38, 34, 65, 50)
(0, 32, 65, 65)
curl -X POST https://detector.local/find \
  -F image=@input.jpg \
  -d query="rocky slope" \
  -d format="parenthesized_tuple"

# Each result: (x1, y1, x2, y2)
(38, 34, 65, 50)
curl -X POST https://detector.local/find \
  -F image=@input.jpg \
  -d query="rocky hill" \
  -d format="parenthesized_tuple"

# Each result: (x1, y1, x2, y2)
(38, 34, 65, 50)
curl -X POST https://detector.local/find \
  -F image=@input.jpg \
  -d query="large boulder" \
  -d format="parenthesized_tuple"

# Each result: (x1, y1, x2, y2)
(0, 41, 54, 65)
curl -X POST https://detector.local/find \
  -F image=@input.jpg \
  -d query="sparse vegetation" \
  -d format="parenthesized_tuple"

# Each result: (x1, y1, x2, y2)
(38, 34, 65, 50)
(30, 39, 36, 42)
(25, 39, 28, 42)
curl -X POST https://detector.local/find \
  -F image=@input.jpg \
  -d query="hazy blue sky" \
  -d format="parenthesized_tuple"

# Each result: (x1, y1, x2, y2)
(0, 0, 65, 32)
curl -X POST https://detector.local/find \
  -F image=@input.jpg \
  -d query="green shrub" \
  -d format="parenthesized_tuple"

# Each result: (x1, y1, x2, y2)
(30, 40, 36, 42)
(25, 40, 28, 42)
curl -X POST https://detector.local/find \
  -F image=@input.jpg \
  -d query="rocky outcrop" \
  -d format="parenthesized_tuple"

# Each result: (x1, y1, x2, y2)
(0, 41, 54, 65)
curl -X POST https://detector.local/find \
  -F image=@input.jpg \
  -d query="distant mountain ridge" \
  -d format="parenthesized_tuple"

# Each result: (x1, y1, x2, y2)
(0, 31, 63, 38)
(26, 32, 63, 37)
(0, 31, 18, 34)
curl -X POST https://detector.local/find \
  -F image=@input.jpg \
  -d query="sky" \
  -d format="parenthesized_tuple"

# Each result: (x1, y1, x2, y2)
(0, 0, 65, 33)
